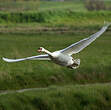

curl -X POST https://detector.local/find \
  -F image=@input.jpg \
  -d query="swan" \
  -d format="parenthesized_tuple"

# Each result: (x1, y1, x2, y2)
(2, 23, 110, 69)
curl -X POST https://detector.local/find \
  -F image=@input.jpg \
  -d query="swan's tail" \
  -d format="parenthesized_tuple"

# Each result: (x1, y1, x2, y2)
(71, 59, 80, 69)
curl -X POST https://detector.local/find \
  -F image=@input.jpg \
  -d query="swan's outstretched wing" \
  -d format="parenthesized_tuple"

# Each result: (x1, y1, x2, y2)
(3, 54, 50, 62)
(60, 23, 110, 55)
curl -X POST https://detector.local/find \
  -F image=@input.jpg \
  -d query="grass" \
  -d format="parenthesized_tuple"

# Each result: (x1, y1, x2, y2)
(0, 10, 111, 23)
(0, 11, 111, 35)
(0, 1, 111, 34)
(0, 1, 40, 12)
(0, 84, 111, 110)
(39, 1, 86, 12)
(0, 29, 111, 90)
(0, 0, 111, 13)
(0, 1, 111, 109)
(0, 1, 85, 12)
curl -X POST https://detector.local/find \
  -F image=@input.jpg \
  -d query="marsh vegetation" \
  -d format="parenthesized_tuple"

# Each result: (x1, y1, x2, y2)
(0, 0, 111, 110)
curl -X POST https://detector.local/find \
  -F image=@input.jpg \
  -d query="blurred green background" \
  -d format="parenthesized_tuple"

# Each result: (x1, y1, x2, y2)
(0, 0, 111, 110)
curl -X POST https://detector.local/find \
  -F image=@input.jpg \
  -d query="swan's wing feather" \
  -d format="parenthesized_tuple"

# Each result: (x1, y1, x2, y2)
(3, 54, 50, 62)
(60, 24, 110, 55)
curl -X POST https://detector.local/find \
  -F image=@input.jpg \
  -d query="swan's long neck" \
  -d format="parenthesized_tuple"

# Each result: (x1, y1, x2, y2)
(38, 47, 56, 57)
(44, 49, 53, 56)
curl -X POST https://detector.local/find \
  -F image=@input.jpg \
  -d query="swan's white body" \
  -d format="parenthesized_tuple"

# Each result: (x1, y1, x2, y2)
(3, 23, 110, 69)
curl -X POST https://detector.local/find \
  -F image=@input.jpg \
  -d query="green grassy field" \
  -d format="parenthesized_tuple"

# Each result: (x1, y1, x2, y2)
(0, 1, 85, 12)
(0, 1, 39, 12)
(0, 1, 111, 110)
(0, 29, 111, 90)
(0, 1, 111, 34)
(0, 11, 111, 34)
(39, 1, 86, 12)
(0, 84, 111, 110)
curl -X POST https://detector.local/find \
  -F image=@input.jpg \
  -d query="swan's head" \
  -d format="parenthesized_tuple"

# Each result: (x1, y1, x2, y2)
(38, 47, 45, 52)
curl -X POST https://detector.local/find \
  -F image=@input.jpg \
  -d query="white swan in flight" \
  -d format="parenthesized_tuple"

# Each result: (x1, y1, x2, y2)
(2, 23, 110, 69)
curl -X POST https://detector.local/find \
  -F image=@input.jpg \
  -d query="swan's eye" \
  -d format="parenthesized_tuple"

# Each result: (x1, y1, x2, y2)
(39, 48, 42, 50)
